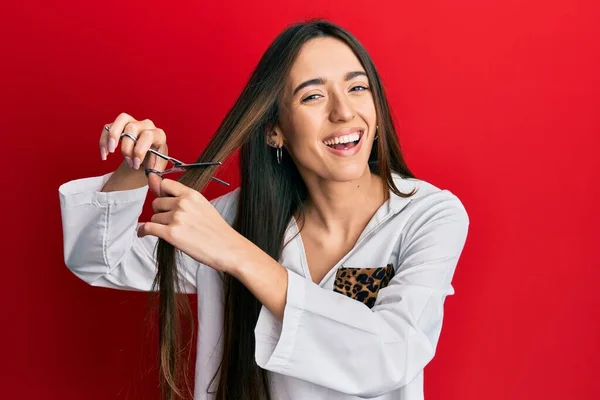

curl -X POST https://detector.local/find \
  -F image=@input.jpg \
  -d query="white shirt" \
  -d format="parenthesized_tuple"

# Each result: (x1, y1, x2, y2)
(58, 171, 469, 400)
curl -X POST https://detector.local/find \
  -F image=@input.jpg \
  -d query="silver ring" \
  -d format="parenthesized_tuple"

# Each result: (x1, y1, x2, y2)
(104, 124, 111, 131)
(120, 132, 137, 142)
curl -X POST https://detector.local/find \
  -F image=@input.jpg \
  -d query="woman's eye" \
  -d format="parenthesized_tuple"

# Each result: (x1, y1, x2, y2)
(350, 85, 369, 92)
(301, 94, 322, 103)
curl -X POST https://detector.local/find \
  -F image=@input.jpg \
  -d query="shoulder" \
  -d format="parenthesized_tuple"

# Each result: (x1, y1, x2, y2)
(390, 172, 470, 229)
(209, 187, 241, 226)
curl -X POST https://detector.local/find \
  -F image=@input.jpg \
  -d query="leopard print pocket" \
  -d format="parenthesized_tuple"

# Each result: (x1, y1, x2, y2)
(333, 264, 395, 308)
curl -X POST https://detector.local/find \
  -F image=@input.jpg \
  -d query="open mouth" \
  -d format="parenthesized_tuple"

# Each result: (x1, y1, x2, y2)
(322, 130, 364, 151)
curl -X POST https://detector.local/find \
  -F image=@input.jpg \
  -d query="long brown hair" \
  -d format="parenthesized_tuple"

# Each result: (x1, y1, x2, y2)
(149, 19, 416, 400)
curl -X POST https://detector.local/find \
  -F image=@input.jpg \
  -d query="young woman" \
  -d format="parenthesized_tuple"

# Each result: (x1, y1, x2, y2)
(59, 19, 469, 400)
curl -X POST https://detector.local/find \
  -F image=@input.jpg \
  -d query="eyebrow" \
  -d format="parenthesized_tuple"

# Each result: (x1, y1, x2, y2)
(292, 71, 368, 96)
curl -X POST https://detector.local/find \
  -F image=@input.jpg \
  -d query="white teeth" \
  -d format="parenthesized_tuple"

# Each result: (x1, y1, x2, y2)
(323, 131, 362, 146)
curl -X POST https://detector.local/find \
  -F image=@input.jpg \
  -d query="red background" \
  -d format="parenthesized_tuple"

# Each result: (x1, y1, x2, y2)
(2, 0, 599, 399)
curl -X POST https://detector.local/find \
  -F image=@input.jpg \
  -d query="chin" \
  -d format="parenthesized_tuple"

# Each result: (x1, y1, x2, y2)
(325, 162, 371, 183)
(297, 141, 375, 183)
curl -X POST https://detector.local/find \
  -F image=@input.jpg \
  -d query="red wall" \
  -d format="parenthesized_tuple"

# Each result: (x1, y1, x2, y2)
(2, 1, 599, 399)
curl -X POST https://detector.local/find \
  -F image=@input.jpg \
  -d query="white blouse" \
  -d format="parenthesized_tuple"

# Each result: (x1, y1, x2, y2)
(58, 171, 469, 400)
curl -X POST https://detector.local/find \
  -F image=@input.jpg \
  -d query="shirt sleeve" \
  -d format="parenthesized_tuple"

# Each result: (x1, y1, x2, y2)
(254, 191, 470, 398)
(58, 172, 198, 293)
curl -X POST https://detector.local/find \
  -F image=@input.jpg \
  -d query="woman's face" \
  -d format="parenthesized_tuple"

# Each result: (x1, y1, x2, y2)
(273, 37, 377, 183)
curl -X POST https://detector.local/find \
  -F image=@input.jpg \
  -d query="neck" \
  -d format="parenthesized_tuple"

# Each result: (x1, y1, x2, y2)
(299, 169, 387, 238)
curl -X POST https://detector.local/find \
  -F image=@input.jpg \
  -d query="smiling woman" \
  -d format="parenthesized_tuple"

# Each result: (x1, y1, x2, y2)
(272, 40, 379, 183)
(58, 19, 469, 400)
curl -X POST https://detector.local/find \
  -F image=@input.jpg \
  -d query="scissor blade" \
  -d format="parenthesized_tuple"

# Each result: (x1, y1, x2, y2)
(175, 161, 222, 167)
(148, 148, 184, 164)
(210, 177, 230, 186)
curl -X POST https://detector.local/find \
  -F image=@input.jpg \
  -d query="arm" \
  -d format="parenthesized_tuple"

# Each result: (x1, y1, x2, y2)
(58, 171, 199, 292)
(100, 159, 148, 192)
(232, 192, 469, 397)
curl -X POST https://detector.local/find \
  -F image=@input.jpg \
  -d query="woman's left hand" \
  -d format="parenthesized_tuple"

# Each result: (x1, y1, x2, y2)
(137, 178, 245, 272)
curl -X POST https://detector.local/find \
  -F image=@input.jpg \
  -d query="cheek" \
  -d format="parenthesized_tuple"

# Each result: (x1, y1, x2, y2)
(357, 97, 377, 122)
(290, 106, 322, 129)
(284, 108, 322, 148)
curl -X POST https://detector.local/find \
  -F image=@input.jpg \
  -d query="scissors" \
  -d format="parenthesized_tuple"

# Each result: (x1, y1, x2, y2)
(104, 126, 229, 187)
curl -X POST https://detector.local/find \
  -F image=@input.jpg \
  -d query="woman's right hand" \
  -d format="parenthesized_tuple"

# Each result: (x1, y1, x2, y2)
(100, 112, 168, 196)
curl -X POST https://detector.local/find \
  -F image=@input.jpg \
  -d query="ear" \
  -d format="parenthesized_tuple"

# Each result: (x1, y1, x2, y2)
(265, 123, 285, 148)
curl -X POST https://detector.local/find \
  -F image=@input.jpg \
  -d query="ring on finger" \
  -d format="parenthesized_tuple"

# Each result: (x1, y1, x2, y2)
(120, 132, 138, 143)
(104, 124, 111, 131)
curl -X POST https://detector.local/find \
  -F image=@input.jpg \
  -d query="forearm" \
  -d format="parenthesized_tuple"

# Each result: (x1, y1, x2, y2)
(228, 239, 288, 321)
(101, 161, 148, 192)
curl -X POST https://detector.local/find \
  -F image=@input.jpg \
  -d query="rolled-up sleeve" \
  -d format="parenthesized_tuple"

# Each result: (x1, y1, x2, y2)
(58, 172, 198, 293)
(254, 193, 469, 398)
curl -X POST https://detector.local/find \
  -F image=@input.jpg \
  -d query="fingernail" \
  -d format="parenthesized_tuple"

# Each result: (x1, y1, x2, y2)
(108, 138, 116, 153)
(124, 156, 133, 168)
(133, 157, 141, 170)
(100, 147, 107, 161)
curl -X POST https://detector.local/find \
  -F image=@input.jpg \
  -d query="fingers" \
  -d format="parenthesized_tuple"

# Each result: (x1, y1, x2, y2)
(130, 129, 154, 170)
(100, 113, 137, 157)
(131, 128, 167, 170)
(148, 141, 168, 171)
(150, 211, 172, 225)
(148, 173, 163, 198)
(100, 125, 110, 160)
(152, 196, 178, 213)
(119, 129, 136, 167)
(137, 221, 168, 239)
(146, 141, 168, 197)
(159, 178, 196, 198)
(100, 114, 170, 183)
(138, 212, 175, 239)
(119, 120, 156, 163)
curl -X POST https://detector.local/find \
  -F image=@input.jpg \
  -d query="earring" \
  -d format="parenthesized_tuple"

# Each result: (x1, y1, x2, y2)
(374, 125, 379, 140)
(277, 146, 282, 164)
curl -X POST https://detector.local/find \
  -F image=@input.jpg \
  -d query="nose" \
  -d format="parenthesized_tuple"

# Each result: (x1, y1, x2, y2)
(328, 90, 356, 122)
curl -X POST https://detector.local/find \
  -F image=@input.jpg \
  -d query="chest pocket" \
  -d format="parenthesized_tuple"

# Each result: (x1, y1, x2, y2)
(333, 264, 395, 309)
